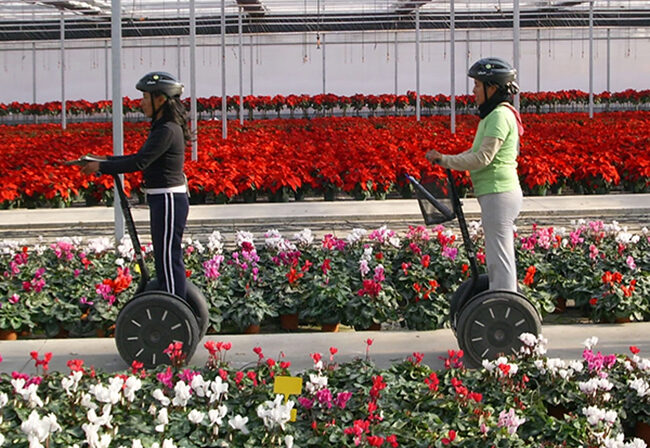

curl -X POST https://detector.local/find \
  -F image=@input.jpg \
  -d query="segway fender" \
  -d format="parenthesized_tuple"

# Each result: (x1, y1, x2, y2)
(450, 274, 489, 332)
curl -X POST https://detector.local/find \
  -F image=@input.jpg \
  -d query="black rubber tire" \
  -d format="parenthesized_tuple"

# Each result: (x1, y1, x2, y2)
(449, 274, 489, 332)
(145, 279, 210, 338)
(456, 290, 542, 368)
(115, 291, 200, 369)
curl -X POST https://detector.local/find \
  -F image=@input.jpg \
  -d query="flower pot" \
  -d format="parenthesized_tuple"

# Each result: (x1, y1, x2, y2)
(553, 297, 567, 314)
(636, 421, 650, 443)
(0, 330, 18, 341)
(244, 324, 261, 334)
(280, 313, 299, 331)
(615, 316, 632, 323)
(355, 323, 381, 331)
(321, 323, 340, 332)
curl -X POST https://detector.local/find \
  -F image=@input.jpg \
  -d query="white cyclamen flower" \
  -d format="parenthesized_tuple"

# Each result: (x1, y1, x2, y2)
(293, 228, 314, 246)
(256, 395, 294, 431)
(285, 435, 295, 448)
(155, 407, 169, 432)
(85, 237, 112, 254)
(21, 410, 61, 446)
(152, 389, 171, 407)
(61, 371, 83, 396)
(172, 381, 192, 407)
(207, 231, 224, 254)
(12, 379, 44, 408)
(124, 376, 142, 402)
(87, 404, 113, 428)
(209, 377, 229, 403)
(346, 228, 367, 245)
(583, 336, 599, 350)
(629, 378, 650, 397)
(188, 409, 205, 425)
(209, 405, 228, 427)
(229, 415, 250, 434)
(235, 230, 255, 249)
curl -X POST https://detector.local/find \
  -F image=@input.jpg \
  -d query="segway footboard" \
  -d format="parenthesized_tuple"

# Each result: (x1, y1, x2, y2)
(456, 290, 542, 368)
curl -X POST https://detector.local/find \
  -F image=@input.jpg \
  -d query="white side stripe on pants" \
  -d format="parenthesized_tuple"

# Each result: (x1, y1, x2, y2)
(163, 193, 175, 295)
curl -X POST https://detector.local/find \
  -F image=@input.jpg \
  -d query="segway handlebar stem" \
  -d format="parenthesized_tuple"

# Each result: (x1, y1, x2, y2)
(112, 175, 151, 293)
(444, 169, 480, 283)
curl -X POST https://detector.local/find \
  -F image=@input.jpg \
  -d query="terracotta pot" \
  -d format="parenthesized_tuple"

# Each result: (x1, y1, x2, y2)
(244, 324, 261, 334)
(636, 421, 650, 443)
(0, 330, 18, 341)
(280, 313, 299, 331)
(615, 316, 632, 324)
(355, 323, 381, 331)
(321, 323, 340, 332)
(553, 297, 567, 314)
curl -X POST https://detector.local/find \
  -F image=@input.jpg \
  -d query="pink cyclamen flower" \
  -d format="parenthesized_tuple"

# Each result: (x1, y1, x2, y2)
(626, 256, 637, 270)
(9, 294, 20, 304)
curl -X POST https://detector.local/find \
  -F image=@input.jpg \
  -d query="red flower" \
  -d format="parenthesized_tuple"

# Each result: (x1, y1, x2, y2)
(523, 265, 536, 286)
(441, 429, 457, 445)
(630, 346, 641, 355)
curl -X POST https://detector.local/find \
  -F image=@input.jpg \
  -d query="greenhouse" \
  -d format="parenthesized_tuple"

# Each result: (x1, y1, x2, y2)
(1, 2, 650, 447)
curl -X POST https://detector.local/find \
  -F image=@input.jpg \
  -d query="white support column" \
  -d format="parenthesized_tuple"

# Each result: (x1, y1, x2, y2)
(104, 40, 109, 100)
(322, 34, 326, 94)
(221, 0, 227, 139)
(33, 42, 37, 123)
(513, 0, 521, 110)
(190, 0, 198, 160)
(588, 0, 594, 118)
(250, 35, 254, 95)
(606, 28, 611, 92)
(465, 30, 470, 95)
(536, 29, 541, 92)
(238, 6, 244, 125)
(450, 0, 456, 134)
(60, 12, 66, 130)
(415, 7, 421, 121)
(111, 0, 125, 242)
(394, 31, 399, 96)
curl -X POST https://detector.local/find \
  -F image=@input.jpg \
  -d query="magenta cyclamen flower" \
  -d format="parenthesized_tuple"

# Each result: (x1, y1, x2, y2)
(335, 391, 353, 409)
(315, 388, 333, 409)
(298, 396, 314, 409)
(156, 367, 174, 389)
(626, 256, 637, 270)
(203, 255, 224, 280)
(442, 246, 458, 261)
(498, 408, 526, 435)
(373, 265, 385, 282)
(9, 294, 19, 304)
(179, 369, 199, 384)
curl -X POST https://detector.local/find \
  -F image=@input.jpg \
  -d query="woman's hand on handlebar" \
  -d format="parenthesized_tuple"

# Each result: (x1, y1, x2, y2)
(425, 149, 442, 164)
(81, 161, 100, 175)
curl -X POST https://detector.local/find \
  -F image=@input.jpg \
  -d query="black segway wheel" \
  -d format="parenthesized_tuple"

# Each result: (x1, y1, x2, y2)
(456, 290, 542, 368)
(145, 279, 210, 338)
(115, 291, 200, 369)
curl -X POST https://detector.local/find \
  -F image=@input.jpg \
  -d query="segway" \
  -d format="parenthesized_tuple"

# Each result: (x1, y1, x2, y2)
(68, 156, 210, 368)
(406, 170, 541, 367)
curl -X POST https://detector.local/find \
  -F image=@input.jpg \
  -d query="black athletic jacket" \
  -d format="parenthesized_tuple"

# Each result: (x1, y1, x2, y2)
(99, 118, 186, 189)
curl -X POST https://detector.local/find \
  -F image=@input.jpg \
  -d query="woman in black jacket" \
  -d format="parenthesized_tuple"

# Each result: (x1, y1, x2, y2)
(82, 72, 191, 300)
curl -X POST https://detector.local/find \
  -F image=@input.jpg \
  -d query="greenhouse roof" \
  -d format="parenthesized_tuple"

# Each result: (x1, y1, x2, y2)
(1, 0, 649, 41)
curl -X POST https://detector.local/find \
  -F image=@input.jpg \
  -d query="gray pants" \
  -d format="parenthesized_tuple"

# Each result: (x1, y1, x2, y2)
(477, 188, 523, 292)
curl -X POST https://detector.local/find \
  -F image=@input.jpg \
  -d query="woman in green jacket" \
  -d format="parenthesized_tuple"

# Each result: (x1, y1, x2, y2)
(426, 57, 524, 292)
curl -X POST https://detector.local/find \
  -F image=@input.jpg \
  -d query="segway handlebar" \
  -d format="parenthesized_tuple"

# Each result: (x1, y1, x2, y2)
(404, 173, 456, 221)
(66, 156, 151, 292)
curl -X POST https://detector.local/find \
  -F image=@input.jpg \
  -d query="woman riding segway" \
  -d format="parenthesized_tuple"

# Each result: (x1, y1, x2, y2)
(421, 58, 541, 366)
(80, 72, 209, 367)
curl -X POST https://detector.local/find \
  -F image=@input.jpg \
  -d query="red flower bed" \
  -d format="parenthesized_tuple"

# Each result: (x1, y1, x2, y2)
(0, 112, 648, 208)
(3, 89, 650, 117)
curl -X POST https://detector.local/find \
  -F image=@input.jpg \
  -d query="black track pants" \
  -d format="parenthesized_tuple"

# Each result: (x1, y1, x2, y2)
(147, 192, 189, 299)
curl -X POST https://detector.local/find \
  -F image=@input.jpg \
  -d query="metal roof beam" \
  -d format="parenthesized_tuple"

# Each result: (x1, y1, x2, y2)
(393, 0, 430, 15)
(235, 0, 267, 18)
